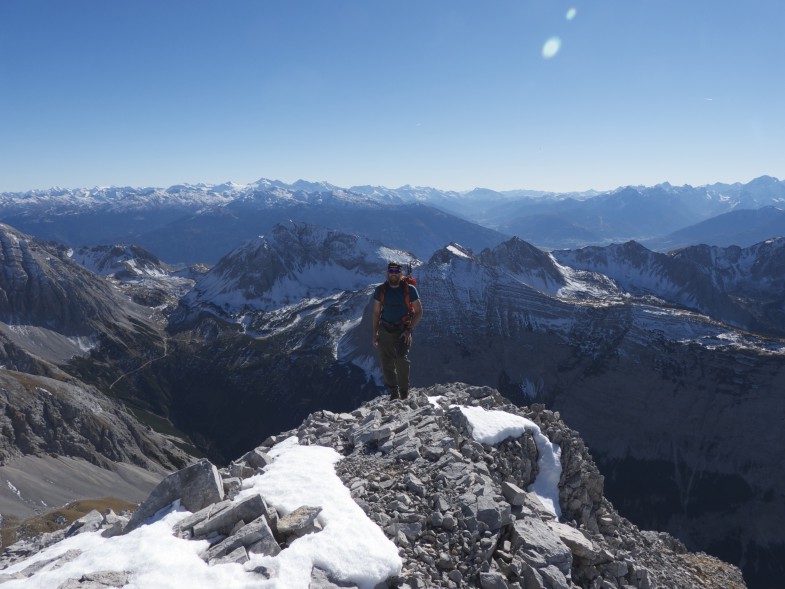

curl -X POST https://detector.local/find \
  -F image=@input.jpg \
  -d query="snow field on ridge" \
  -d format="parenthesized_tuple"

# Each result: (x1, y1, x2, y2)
(1, 401, 563, 588)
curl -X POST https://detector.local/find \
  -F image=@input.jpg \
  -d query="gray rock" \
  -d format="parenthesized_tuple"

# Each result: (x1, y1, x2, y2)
(604, 560, 629, 578)
(57, 570, 130, 588)
(480, 572, 510, 589)
(519, 563, 546, 589)
(510, 517, 572, 576)
(396, 441, 422, 461)
(229, 462, 256, 479)
(65, 510, 104, 538)
(352, 425, 393, 445)
(546, 521, 600, 562)
(537, 564, 570, 589)
(126, 459, 224, 532)
(466, 386, 495, 399)
(100, 510, 128, 539)
(476, 496, 511, 532)
(205, 515, 280, 561)
(447, 569, 464, 584)
(276, 505, 323, 539)
(209, 545, 248, 566)
(193, 493, 268, 538)
(310, 565, 361, 588)
(222, 476, 243, 499)
(242, 448, 273, 469)
(501, 481, 527, 506)
(422, 445, 444, 460)
(172, 500, 233, 537)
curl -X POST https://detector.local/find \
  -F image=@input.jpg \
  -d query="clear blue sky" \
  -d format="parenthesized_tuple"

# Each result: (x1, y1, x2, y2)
(1, 0, 783, 193)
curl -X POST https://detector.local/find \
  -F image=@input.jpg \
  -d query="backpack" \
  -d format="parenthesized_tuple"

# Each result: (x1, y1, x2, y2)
(379, 275, 418, 326)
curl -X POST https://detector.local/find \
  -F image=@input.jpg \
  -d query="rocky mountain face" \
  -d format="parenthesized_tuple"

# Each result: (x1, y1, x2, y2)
(0, 225, 192, 524)
(0, 369, 186, 472)
(0, 224, 176, 373)
(0, 224, 178, 412)
(0, 384, 746, 589)
(70, 243, 170, 280)
(180, 221, 416, 314)
(69, 243, 195, 309)
(387, 242, 784, 589)
(130, 226, 784, 587)
(643, 206, 785, 252)
(552, 238, 785, 337)
(0, 224, 135, 338)
(1, 218, 780, 586)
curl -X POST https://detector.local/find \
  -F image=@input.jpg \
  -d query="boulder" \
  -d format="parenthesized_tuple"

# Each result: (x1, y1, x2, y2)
(192, 494, 268, 538)
(276, 505, 323, 540)
(501, 481, 527, 506)
(57, 571, 130, 588)
(510, 517, 572, 577)
(205, 515, 280, 561)
(65, 510, 103, 538)
(546, 520, 601, 562)
(126, 460, 224, 532)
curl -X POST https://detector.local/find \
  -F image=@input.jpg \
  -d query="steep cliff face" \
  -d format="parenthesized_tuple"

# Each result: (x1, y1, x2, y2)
(553, 238, 785, 336)
(180, 220, 415, 315)
(0, 384, 746, 589)
(0, 224, 167, 374)
(0, 370, 187, 471)
(0, 225, 193, 521)
(0, 225, 128, 336)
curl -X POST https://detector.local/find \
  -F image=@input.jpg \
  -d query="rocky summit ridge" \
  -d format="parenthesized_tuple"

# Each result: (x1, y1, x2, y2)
(0, 384, 745, 589)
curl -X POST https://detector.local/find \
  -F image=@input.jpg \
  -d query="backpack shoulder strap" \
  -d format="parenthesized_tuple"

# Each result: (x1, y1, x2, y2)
(402, 279, 414, 315)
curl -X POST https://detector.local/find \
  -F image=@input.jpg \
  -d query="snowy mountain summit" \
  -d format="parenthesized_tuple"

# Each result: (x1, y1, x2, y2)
(183, 221, 416, 314)
(0, 384, 744, 589)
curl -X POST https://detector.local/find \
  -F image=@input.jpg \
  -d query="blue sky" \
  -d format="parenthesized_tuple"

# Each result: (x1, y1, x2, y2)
(1, 0, 783, 193)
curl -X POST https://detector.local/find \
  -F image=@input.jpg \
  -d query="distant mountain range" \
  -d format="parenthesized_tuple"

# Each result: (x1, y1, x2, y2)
(643, 206, 785, 251)
(1, 176, 784, 265)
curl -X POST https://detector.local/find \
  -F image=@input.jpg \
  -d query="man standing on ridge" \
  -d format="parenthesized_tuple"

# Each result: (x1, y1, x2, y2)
(372, 261, 423, 400)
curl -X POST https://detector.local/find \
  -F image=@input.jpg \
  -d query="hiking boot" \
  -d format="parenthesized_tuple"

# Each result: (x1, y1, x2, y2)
(388, 389, 400, 400)
(399, 389, 409, 400)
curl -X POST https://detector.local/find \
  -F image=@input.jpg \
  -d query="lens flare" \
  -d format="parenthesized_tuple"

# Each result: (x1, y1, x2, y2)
(566, 8, 577, 21)
(542, 37, 562, 59)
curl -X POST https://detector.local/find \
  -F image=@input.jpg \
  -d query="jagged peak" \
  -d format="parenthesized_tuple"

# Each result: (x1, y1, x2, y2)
(185, 221, 417, 313)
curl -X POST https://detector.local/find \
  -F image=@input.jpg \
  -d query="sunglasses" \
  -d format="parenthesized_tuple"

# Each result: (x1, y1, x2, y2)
(387, 268, 402, 274)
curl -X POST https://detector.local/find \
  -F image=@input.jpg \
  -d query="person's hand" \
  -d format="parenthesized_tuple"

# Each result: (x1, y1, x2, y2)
(372, 335, 379, 348)
(401, 329, 413, 345)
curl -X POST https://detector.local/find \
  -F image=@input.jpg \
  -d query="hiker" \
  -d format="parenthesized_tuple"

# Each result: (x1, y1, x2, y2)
(372, 261, 423, 400)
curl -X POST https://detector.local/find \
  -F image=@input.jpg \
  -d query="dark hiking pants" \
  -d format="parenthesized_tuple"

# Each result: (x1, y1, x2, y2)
(378, 322, 410, 399)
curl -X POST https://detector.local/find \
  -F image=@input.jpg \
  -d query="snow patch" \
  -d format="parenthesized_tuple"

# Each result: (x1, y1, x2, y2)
(1, 438, 401, 589)
(446, 244, 471, 259)
(237, 437, 402, 588)
(6, 480, 22, 499)
(459, 406, 562, 518)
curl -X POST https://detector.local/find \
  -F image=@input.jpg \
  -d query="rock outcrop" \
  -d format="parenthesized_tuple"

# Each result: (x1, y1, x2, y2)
(0, 369, 188, 472)
(0, 384, 746, 589)
(0, 224, 139, 337)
